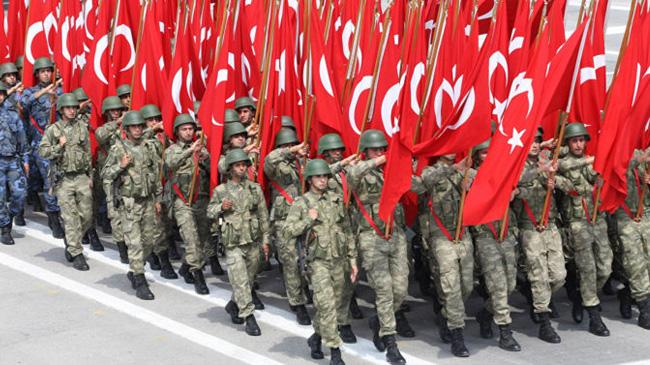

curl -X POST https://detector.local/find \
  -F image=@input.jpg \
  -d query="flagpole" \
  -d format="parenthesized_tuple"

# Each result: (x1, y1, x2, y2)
(301, 0, 314, 193)
(129, 0, 148, 111)
(454, 150, 472, 242)
(498, 207, 509, 241)
(340, 0, 368, 105)
(323, 1, 335, 43)
(576, 0, 587, 26)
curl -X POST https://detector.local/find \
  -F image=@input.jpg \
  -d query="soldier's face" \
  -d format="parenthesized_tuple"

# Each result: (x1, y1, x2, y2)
(128, 124, 144, 139)
(2, 73, 17, 86)
(477, 149, 488, 164)
(145, 116, 161, 129)
(120, 95, 131, 108)
(366, 147, 386, 159)
(37, 68, 52, 84)
(324, 149, 344, 163)
(0, 92, 6, 103)
(109, 109, 123, 120)
(231, 161, 248, 178)
(529, 141, 541, 156)
(238, 107, 254, 124)
(61, 106, 78, 120)
(229, 133, 247, 148)
(310, 175, 328, 192)
(568, 136, 586, 156)
(177, 124, 196, 142)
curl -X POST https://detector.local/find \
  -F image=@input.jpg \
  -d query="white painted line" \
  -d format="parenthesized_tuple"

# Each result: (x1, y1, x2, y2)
(606, 25, 626, 35)
(15, 222, 437, 365)
(0, 251, 283, 365)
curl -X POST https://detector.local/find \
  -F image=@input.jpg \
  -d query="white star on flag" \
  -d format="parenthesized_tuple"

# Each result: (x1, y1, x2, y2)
(507, 127, 526, 154)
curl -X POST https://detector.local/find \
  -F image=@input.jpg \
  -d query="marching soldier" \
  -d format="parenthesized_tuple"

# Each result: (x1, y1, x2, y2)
(282, 159, 356, 365)
(234, 96, 256, 127)
(72, 88, 91, 123)
(102, 111, 162, 300)
(219, 121, 254, 177)
(117, 84, 131, 109)
(207, 148, 269, 336)
(38, 94, 93, 270)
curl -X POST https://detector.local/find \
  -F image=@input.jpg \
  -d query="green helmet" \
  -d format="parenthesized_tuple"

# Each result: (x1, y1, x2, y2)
(122, 110, 145, 127)
(563, 122, 590, 141)
(102, 96, 124, 114)
(72, 87, 88, 102)
(304, 159, 331, 178)
(318, 133, 345, 155)
(224, 122, 247, 141)
(141, 104, 162, 120)
(359, 129, 388, 151)
(472, 139, 491, 154)
(174, 113, 196, 131)
(224, 108, 240, 123)
(0, 63, 18, 78)
(275, 128, 299, 147)
(57, 93, 80, 111)
(116, 84, 131, 97)
(33, 57, 54, 73)
(281, 115, 296, 129)
(235, 96, 256, 111)
(0, 82, 8, 93)
(193, 100, 201, 115)
(225, 148, 251, 168)
(15, 56, 24, 69)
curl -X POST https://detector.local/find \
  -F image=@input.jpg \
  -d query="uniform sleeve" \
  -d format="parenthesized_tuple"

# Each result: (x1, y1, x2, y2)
(101, 144, 125, 182)
(554, 174, 575, 193)
(207, 185, 224, 220)
(263, 147, 294, 180)
(410, 175, 426, 195)
(19, 88, 36, 110)
(38, 124, 62, 160)
(149, 142, 163, 202)
(15, 118, 30, 165)
(255, 185, 271, 244)
(95, 121, 119, 147)
(165, 145, 194, 171)
(347, 159, 376, 190)
(281, 199, 314, 241)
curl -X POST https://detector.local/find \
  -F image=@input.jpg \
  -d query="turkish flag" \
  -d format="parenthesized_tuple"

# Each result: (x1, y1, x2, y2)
(486, 0, 510, 127)
(190, 0, 215, 88)
(109, 0, 141, 90)
(8, 0, 28, 62)
(232, 0, 261, 99)
(55, 0, 85, 92)
(0, 5, 9, 62)
(82, 0, 98, 57)
(22, 0, 58, 87)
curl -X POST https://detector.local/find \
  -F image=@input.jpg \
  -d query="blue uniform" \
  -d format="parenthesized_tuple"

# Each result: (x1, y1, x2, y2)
(0, 100, 29, 227)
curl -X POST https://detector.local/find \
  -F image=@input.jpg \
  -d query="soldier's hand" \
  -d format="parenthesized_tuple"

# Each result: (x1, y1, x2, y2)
(79, 99, 91, 110)
(644, 172, 650, 185)
(154, 202, 162, 216)
(153, 121, 164, 132)
(120, 154, 131, 169)
(596, 175, 604, 188)
(89, 178, 93, 189)
(541, 138, 557, 150)
(243, 144, 259, 154)
(192, 139, 203, 153)
(510, 188, 520, 202)
(586, 156, 595, 165)
(308, 208, 318, 220)
(116, 115, 124, 126)
(246, 124, 259, 137)
(547, 176, 556, 190)
(350, 265, 358, 283)
(59, 135, 67, 147)
(222, 199, 233, 211)
(23, 163, 29, 176)
(262, 243, 270, 260)
(374, 155, 387, 166)
(341, 154, 358, 166)
(289, 142, 307, 155)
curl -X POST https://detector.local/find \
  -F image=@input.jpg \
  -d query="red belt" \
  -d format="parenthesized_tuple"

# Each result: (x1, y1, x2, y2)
(427, 199, 456, 241)
(354, 191, 391, 240)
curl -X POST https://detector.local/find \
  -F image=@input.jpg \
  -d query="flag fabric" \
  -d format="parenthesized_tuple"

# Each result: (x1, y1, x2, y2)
(55, 0, 85, 92)
(22, 0, 58, 87)
(8, 0, 28, 61)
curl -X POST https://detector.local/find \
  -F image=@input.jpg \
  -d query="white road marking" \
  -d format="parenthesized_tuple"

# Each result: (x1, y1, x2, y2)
(567, 0, 631, 11)
(0, 251, 283, 365)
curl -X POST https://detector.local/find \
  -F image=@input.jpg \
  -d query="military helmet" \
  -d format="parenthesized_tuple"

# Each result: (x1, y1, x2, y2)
(225, 148, 251, 168)
(101, 96, 125, 114)
(174, 113, 196, 131)
(235, 96, 256, 111)
(359, 129, 388, 151)
(0, 63, 18, 78)
(281, 115, 296, 129)
(224, 108, 240, 123)
(318, 133, 345, 155)
(57, 93, 80, 111)
(0, 82, 8, 93)
(15, 56, 24, 69)
(122, 110, 145, 127)
(33, 57, 54, 73)
(193, 100, 201, 115)
(275, 128, 299, 147)
(471, 139, 491, 154)
(563, 122, 590, 141)
(304, 159, 332, 178)
(141, 104, 162, 120)
(72, 87, 89, 102)
(224, 122, 247, 141)
(116, 84, 131, 97)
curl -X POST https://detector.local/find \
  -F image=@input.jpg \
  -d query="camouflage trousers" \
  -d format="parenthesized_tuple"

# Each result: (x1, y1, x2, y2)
(33, 149, 59, 212)
(475, 236, 517, 325)
(568, 217, 613, 307)
(337, 258, 355, 326)
(121, 196, 156, 274)
(54, 173, 93, 257)
(429, 232, 474, 329)
(152, 204, 173, 256)
(173, 197, 212, 271)
(310, 258, 345, 348)
(226, 242, 260, 319)
(358, 228, 408, 337)
(0, 158, 26, 227)
(273, 227, 307, 306)
(520, 225, 567, 313)
(104, 180, 125, 243)
(616, 211, 650, 302)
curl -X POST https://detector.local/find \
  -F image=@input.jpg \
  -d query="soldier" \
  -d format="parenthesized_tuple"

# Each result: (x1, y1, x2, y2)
(72, 88, 91, 123)
(38, 94, 93, 270)
(0, 83, 28, 245)
(15, 56, 24, 81)
(557, 123, 612, 336)
(282, 159, 356, 365)
(117, 84, 131, 109)
(280, 115, 297, 132)
(0, 62, 21, 91)
(264, 127, 312, 325)
(207, 148, 269, 336)
(102, 111, 161, 300)
(234, 96, 256, 127)
(224, 109, 240, 124)
(165, 114, 213, 295)
(20, 57, 64, 239)
(348, 129, 407, 364)
(219, 122, 250, 176)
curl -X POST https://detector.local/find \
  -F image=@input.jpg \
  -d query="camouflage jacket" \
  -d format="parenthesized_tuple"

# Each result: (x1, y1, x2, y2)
(39, 118, 92, 176)
(617, 149, 650, 218)
(20, 83, 62, 145)
(558, 153, 599, 221)
(0, 104, 29, 165)
(164, 140, 210, 201)
(264, 147, 302, 222)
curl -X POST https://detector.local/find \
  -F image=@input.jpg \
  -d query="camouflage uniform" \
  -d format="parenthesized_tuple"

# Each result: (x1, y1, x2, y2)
(147, 131, 173, 256)
(0, 101, 28, 229)
(96, 120, 125, 243)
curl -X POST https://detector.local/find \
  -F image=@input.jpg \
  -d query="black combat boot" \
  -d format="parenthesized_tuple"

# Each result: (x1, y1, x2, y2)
(72, 254, 89, 271)
(245, 315, 261, 336)
(602, 276, 617, 296)
(134, 273, 155, 300)
(1, 225, 14, 245)
(63, 238, 73, 262)
(438, 317, 452, 344)
(476, 308, 494, 339)
(586, 306, 610, 336)
(338, 324, 357, 343)
(179, 263, 195, 284)
(82, 233, 89, 245)
(637, 297, 650, 330)
(225, 300, 244, 324)
(147, 254, 161, 270)
(329, 347, 345, 365)
(538, 312, 561, 343)
(368, 315, 385, 351)
(47, 211, 65, 239)
(395, 310, 415, 337)
(87, 228, 104, 251)
(307, 333, 324, 359)
(349, 294, 363, 319)
(116, 241, 129, 264)
(167, 237, 181, 260)
(549, 300, 560, 319)
(158, 251, 178, 279)
(565, 262, 583, 323)
(14, 210, 26, 226)
(99, 212, 112, 234)
(251, 289, 264, 310)
(382, 335, 406, 364)
(618, 286, 632, 319)
(127, 271, 137, 289)
(498, 325, 521, 352)
(192, 269, 209, 295)
(450, 328, 470, 358)
(292, 304, 311, 325)
(209, 254, 225, 275)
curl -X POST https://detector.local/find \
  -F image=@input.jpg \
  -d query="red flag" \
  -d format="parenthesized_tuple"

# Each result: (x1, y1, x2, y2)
(22, 0, 58, 87)
(487, 0, 511, 127)
(8, 0, 28, 61)
(110, 0, 141, 89)
(0, 4, 10, 62)
(55, 0, 85, 92)
(82, 0, 98, 57)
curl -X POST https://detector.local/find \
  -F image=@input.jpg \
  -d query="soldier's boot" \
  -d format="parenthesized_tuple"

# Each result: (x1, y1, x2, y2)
(225, 300, 244, 324)
(498, 325, 521, 352)
(87, 228, 104, 251)
(167, 237, 181, 260)
(82, 233, 89, 245)
(244, 315, 261, 336)
(191, 269, 209, 295)
(382, 335, 406, 364)
(349, 294, 363, 319)
(637, 297, 650, 330)
(72, 254, 89, 271)
(520, 280, 541, 324)
(127, 271, 137, 289)
(399, 303, 410, 312)
(291, 304, 311, 325)
(147, 254, 161, 270)
(209, 255, 225, 275)
(565, 262, 583, 323)
(368, 315, 385, 352)
(14, 210, 26, 226)
(116, 241, 129, 264)
(586, 306, 610, 337)
(251, 289, 264, 310)
(133, 273, 155, 300)
(158, 251, 178, 279)
(1, 225, 15, 245)
(549, 300, 560, 319)
(618, 286, 632, 319)
(100, 213, 112, 234)
(602, 276, 617, 296)
(395, 310, 415, 337)
(179, 263, 195, 284)
(449, 328, 470, 358)
(63, 238, 73, 262)
(338, 325, 357, 343)
(476, 308, 494, 339)
(329, 347, 345, 365)
(438, 317, 452, 344)
(567, 288, 584, 323)
(47, 212, 65, 239)
(307, 333, 324, 359)
(538, 313, 561, 343)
